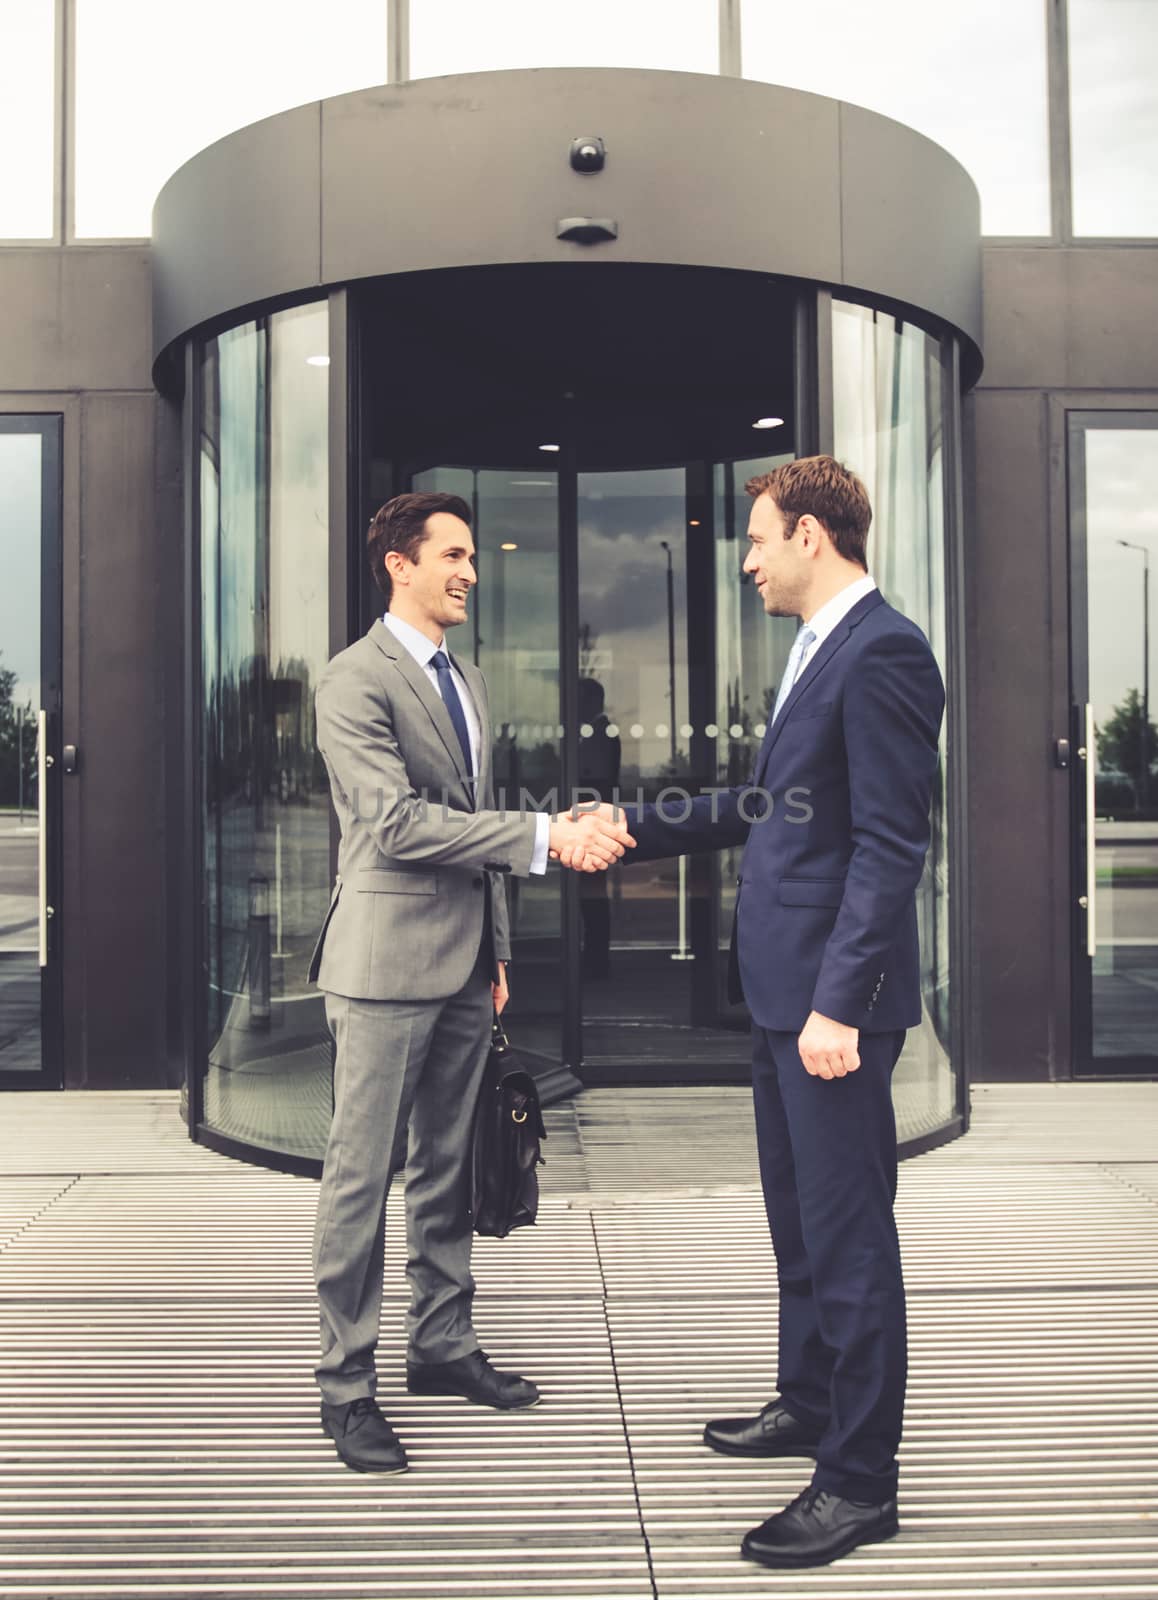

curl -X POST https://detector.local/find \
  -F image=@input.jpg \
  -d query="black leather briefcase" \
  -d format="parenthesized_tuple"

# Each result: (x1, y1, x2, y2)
(469, 1016, 547, 1238)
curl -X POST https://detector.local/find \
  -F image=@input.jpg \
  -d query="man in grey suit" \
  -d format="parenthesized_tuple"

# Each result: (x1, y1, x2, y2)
(309, 490, 633, 1473)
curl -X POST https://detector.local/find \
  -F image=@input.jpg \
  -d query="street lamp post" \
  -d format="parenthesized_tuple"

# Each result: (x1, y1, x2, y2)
(1117, 538, 1150, 807)
(659, 540, 677, 766)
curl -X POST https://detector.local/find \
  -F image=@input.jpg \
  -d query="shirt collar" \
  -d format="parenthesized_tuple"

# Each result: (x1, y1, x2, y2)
(382, 610, 445, 668)
(802, 573, 877, 649)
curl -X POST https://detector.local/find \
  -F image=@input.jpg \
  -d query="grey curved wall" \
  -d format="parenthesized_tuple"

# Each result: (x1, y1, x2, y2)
(152, 69, 982, 385)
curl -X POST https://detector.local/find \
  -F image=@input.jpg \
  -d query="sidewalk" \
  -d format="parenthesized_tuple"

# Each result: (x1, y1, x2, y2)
(1, 1082, 1156, 1598)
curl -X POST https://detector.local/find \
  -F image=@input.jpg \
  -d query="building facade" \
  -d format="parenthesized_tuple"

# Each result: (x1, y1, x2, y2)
(1, 1, 1155, 1172)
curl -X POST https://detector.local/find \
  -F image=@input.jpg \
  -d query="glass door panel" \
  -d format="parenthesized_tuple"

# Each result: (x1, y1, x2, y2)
(576, 467, 693, 1057)
(1070, 415, 1158, 1076)
(0, 416, 61, 1085)
(412, 466, 564, 1066)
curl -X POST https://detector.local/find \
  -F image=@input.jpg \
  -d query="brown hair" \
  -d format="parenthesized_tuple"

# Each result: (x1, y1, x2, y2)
(745, 456, 871, 569)
(367, 491, 472, 602)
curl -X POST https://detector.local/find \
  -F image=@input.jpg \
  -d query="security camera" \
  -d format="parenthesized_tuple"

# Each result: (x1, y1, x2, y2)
(570, 136, 606, 174)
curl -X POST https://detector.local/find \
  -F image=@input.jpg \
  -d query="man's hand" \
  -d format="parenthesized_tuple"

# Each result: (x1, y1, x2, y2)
(548, 806, 636, 872)
(492, 961, 509, 1016)
(798, 1010, 861, 1079)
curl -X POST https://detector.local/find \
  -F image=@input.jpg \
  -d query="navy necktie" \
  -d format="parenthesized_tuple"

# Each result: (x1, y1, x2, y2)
(430, 650, 474, 778)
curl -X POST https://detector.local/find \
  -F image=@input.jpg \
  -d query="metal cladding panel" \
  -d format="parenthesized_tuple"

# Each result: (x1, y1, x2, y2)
(0, 249, 152, 392)
(839, 100, 983, 373)
(150, 70, 983, 381)
(319, 71, 842, 285)
(151, 102, 322, 362)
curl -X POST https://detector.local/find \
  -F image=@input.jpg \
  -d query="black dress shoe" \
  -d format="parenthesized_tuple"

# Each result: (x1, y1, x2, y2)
(742, 1485, 898, 1568)
(407, 1348, 540, 1410)
(703, 1399, 823, 1458)
(320, 1396, 408, 1474)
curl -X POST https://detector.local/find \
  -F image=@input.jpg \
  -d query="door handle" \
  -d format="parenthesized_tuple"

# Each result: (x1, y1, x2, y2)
(37, 710, 48, 968)
(1080, 702, 1096, 957)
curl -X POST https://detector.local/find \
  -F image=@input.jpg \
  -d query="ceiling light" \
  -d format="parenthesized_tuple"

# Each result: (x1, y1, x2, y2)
(689, 519, 701, 527)
(306, 355, 331, 367)
(752, 416, 784, 429)
(501, 542, 518, 551)
(538, 443, 561, 453)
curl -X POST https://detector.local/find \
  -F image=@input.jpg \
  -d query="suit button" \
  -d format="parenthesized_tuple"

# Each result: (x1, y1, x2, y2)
(473, 877, 483, 889)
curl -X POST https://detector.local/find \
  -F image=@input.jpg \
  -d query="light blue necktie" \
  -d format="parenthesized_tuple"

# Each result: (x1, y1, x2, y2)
(770, 626, 816, 726)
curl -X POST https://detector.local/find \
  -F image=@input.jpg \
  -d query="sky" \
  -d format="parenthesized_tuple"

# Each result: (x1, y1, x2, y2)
(1, 0, 1154, 239)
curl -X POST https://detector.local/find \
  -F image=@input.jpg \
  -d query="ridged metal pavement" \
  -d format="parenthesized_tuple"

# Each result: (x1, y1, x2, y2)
(0, 1082, 1156, 1598)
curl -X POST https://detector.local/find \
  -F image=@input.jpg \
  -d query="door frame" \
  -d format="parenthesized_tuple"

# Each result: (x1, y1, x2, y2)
(1057, 398, 1158, 1080)
(0, 404, 71, 1090)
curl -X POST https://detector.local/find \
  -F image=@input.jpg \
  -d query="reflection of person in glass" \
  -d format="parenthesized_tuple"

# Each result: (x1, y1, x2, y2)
(306, 492, 634, 1474)
(577, 675, 621, 979)
(566, 458, 945, 1568)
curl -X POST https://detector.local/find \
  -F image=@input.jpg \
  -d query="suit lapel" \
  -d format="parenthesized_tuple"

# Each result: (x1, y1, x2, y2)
(369, 620, 473, 801)
(754, 590, 886, 790)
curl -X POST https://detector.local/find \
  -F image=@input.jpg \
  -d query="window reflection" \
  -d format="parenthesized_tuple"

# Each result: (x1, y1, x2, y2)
(411, 466, 565, 1064)
(1075, 425, 1158, 1072)
(411, 0, 716, 78)
(1070, 0, 1158, 237)
(742, 0, 1050, 236)
(713, 453, 796, 997)
(832, 300, 955, 1143)
(200, 301, 332, 1158)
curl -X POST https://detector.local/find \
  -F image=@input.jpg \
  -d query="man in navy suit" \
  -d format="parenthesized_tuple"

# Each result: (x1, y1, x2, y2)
(570, 457, 945, 1567)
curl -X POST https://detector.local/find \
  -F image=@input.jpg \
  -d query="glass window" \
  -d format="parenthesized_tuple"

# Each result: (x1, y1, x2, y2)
(1070, 0, 1158, 236)
(411, 465, 566, 1066)
(74, 0, 388, 238)
(742, 0, 1050, 236)
(411, 0, 717, 78)
(1069, 419, 1158, 1074)
(200, 301, 333, 1160)
(832, 300, 955, 1143)
(0, 3, 56, 238)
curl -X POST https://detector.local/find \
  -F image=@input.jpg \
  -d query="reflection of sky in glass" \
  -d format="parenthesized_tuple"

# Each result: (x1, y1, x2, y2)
(411, 0, 716, 77)
(0, 6, 55, 238)
(412, 467, 564, 735)
(579, 469, 688, 770)
(73, 0, 388, 237)
(0, 435, 42, 706)
(1070, 0, 1158, 236)
(269, 305, 330, 685)
(742, 0, 1050, 236)
(1083, 430, 1158, 726)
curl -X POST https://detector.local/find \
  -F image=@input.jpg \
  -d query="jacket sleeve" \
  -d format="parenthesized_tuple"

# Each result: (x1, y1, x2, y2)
(810, 629, 945, 1026)
(490, 872, 512, 962)
(621, 786, 756, 862)
(315, 655, 538, 874)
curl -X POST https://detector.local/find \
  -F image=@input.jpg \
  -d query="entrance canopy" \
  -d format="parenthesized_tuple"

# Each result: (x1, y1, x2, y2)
(151, 68, 982, 392)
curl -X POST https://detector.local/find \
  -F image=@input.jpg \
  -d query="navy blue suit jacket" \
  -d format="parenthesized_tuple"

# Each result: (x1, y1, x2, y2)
(626, 590, 945, 1034)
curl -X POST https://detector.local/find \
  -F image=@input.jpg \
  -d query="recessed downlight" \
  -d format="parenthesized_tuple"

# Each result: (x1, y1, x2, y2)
(752, 416, 784, 430)
(306, 355, 331, 367)
(538, 443, 561, 453)
(500, 542, 518, 551)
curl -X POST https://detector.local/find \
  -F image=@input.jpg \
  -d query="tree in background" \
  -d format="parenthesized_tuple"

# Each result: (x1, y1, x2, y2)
(0, 656, 37, 812)
(1096, 688, 1158, 811)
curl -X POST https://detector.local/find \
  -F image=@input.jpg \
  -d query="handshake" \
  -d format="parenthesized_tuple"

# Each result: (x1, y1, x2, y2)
(548, 804, 636, 872)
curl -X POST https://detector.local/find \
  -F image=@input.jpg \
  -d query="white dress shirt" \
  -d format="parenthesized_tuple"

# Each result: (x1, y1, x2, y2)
(382, 612, 549, 875)
(798, 573, 878, 671)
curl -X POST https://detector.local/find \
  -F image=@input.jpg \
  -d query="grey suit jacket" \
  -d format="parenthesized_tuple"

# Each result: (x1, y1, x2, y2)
(308, 618, 538, 1001)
